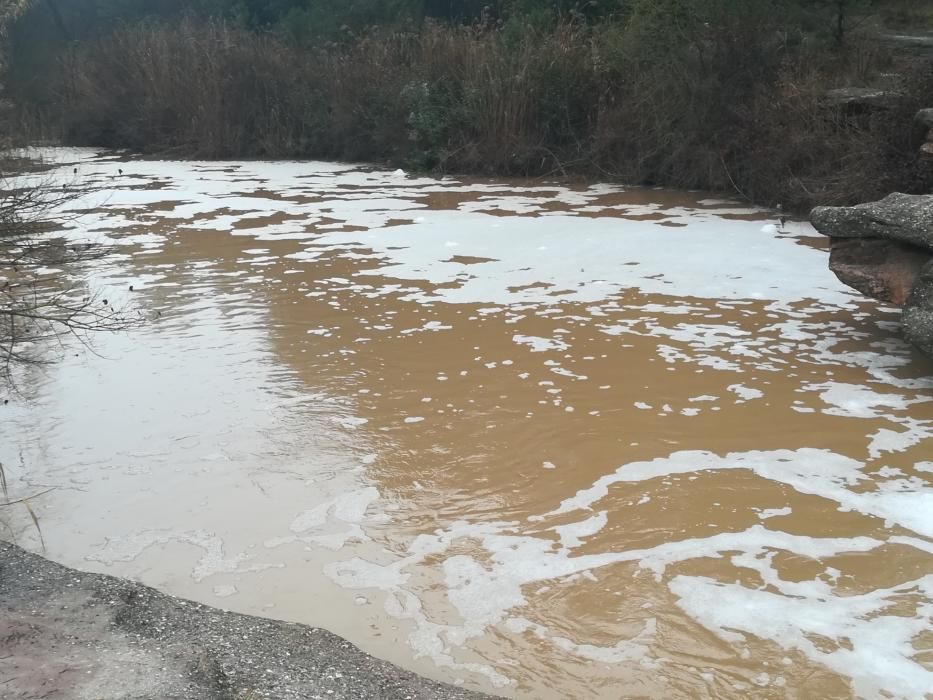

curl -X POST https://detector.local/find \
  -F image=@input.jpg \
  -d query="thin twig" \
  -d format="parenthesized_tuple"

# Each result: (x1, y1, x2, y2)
(0, 487, 56, 507)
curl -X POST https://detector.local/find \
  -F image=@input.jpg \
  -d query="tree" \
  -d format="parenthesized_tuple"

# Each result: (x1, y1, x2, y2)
(0, 166, 138, 545)
(0, 163, 137, 387)
(792, 0, 875, 45)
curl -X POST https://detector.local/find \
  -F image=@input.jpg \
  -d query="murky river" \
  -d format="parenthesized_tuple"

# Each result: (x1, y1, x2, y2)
(2, 148, 932, 699)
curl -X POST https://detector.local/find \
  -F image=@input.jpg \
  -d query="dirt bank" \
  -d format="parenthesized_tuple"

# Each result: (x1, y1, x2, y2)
(0, 542, 495, 700)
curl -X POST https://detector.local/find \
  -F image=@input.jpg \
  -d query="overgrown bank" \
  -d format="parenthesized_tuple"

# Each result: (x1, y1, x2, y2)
(5, 0, 933, 212)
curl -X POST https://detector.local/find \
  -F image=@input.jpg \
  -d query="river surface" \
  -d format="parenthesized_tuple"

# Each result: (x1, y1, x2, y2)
(2, 148, 932, 699)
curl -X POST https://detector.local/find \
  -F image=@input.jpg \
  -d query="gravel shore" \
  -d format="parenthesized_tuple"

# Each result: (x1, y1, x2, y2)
(0, 542, 496, 699)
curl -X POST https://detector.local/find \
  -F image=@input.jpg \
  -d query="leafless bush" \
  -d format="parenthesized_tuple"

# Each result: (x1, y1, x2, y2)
(0, 155, 131, 544)
(0, 160, 136, 387)
(37, 14, 933, 211)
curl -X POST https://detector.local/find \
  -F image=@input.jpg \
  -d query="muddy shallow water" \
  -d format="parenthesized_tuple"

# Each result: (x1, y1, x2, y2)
(2, 148, 932, 699)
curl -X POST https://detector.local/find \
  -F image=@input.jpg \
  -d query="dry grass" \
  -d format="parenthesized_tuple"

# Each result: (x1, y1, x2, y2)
(878, 0, 933, 31)
(27, 16, 933, 212)
(0, 459, 50, 549)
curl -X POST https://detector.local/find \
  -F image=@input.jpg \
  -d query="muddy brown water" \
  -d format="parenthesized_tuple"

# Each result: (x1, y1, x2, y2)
(1, 149, 931, 699)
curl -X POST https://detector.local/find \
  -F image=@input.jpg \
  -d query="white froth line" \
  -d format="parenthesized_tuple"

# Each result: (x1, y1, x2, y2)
(547, 448, 933, 539)
(670, 573, 933, 699)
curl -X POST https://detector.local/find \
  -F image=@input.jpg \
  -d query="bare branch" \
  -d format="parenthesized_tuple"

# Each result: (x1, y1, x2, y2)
(0, 156, 140, 389)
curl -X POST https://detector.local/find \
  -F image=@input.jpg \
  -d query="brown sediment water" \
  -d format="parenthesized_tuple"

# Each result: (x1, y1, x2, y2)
(1, 148, 931, 699)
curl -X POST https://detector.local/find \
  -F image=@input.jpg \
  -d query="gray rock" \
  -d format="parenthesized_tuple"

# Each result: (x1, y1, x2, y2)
(879, 33, 933, 56)
(810, 193, 933, 252)
(811, 193, 933, 358)
(823, 87, 900, 115)
(914, 108, 933, 153)
(915, 108, 933, 132)
(904, 260, 933, 356)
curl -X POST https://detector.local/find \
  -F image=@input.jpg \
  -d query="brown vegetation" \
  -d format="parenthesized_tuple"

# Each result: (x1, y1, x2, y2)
(14, 10, 933, 212)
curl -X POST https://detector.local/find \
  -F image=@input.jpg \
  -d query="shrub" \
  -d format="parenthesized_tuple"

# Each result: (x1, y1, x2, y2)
(8, 3, 930, 211)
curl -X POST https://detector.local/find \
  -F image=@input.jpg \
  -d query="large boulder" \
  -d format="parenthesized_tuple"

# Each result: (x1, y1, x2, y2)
(823, 87, 900, 116)
(828, 237, 929, 306)
(811, 193, 933, 358)
(811, 193, 933, 251)
(914, 108, 933, 157)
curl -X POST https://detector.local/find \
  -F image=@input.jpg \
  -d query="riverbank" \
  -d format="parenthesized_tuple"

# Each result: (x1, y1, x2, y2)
(6, 5, 933, 214)
(0, 542, 494, 700)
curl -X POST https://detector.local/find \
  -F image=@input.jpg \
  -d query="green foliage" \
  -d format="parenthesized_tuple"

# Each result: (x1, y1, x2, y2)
(401, 79, 464, 168)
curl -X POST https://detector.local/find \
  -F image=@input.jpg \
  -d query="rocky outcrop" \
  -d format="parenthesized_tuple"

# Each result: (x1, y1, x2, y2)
(811, 193, 933, 249)
(826, 237, 929, 306)
(811, 193, 933, 358)
(823, 87, 901, 116)
(914, 108, 933, 158)
(879, 33, 933, 57)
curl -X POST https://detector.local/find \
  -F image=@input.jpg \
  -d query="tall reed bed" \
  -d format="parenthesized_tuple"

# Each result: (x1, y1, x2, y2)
(41, 16, 933, 211)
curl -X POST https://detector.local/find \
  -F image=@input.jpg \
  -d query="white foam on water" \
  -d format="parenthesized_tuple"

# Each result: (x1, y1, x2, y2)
(512, 334, 570, 353)
(807, 382, 927, 418)
(400, 320, 453, 334)
(32, 149, 838, 312)
(548, 448, 933, 539)
(322, 500, 908, 690)
(867, 419, 932, 458)
(756, 507, 792, 520)
(20, 148, 932, 697)
(728, 384, 764, 401)
(310, 211, 853, 308)
(552, 511, 608, 549)
(265, 487, 384, 552)
(213, 584, 238, 598)
(316, 457, 932, 694)
(669, 573, 933, 699)
(87, 530, 282, 581)
(505, 616, 659, 666)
